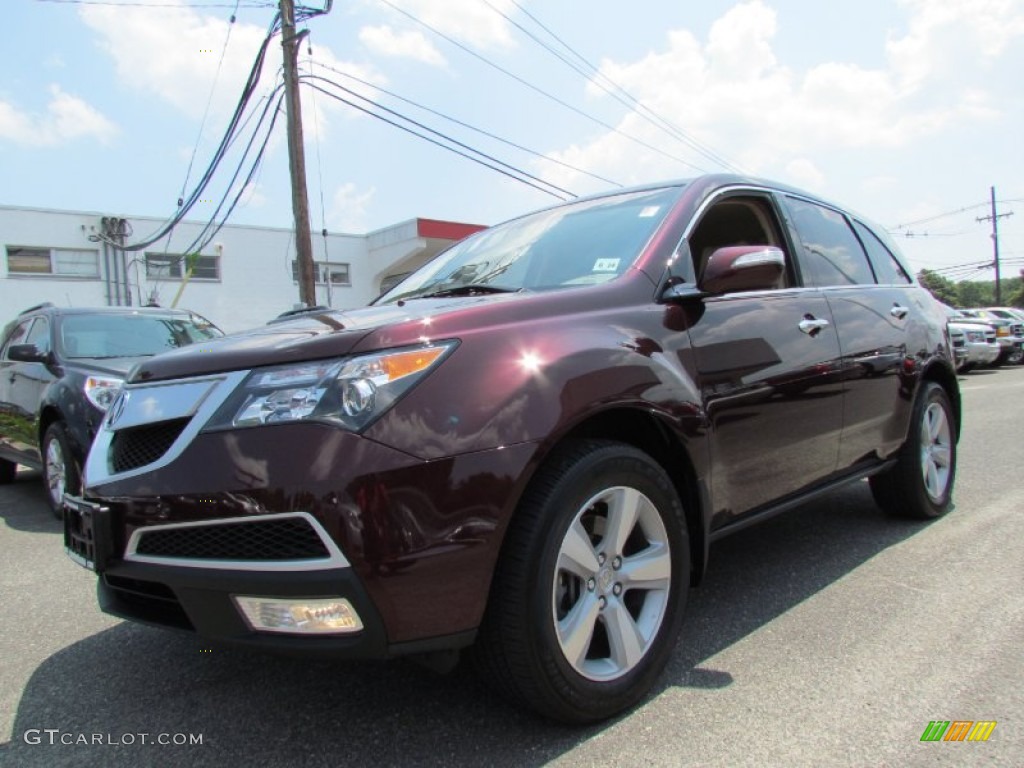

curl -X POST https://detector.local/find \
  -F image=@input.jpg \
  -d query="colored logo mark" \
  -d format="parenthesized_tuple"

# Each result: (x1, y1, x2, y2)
(920, 720, 997, 742)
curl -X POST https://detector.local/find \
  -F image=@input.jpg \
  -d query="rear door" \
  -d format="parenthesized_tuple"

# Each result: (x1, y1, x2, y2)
(781, 196, 918, 469)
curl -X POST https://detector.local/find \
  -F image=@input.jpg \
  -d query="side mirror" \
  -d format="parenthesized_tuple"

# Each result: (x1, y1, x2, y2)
(7, 343, 48, 363)
(700, 246, 786, 295)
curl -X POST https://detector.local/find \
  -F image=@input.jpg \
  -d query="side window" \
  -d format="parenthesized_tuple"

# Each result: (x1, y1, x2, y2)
(785, 197, 875, 286)
(1, 319, 33, 359)
(852, 220, 911, 285)
(687, 196, 790, 289)
(24, 317, 51, 355)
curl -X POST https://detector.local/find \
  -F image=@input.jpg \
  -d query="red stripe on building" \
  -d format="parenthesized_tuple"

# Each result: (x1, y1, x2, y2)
(416, 218, 487, 241)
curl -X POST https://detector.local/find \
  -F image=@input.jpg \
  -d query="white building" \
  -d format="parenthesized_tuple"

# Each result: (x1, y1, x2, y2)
(0, 205, 485, 333)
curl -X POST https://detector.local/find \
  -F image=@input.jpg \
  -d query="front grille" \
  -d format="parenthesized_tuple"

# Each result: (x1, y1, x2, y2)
(134, 516, 331, 561)
(110, 418, 189, 473)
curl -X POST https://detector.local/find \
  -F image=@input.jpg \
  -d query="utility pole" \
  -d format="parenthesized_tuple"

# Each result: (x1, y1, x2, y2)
(977, 186, 1013, 305)
(281, 0, 316, 306)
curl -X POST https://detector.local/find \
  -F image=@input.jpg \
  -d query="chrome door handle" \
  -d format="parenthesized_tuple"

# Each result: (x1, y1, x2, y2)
(798, 316, 830, 336)
(891, 305, 909, 320)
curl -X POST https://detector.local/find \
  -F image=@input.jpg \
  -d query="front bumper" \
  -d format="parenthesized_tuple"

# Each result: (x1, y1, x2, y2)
(97, 559, 394, 658)
(71, 419, 538, 654)
(964, 341, 1001, 366)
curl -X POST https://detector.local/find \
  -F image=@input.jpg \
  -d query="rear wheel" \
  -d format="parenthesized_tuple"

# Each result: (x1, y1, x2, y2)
(474, 440, 689, 723)
(42, 422, 81, 518)
(0, 458, 16, 484)
(870, 382, 956, 519)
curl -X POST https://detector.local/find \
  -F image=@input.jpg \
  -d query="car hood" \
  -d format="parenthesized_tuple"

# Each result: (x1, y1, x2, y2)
(127, 296, 518, 383)
(947, 320, 993, 332)
(65, 356, 156, 378)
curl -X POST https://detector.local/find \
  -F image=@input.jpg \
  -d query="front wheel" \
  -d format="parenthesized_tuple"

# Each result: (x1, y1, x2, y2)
(870, 382, 956, 519)
(474, 440, 690, 723)
(42, 422, 81, 518)
(0, 458, 16, 484)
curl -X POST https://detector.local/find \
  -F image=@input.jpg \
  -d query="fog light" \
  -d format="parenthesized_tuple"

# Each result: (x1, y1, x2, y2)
(232, 596, 364, 634)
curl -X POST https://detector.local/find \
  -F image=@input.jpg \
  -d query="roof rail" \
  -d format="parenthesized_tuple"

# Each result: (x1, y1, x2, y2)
(19, 302, 55, 316)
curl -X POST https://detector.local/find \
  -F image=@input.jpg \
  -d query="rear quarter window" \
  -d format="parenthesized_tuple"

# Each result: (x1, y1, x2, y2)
(852, 220, 911, 285)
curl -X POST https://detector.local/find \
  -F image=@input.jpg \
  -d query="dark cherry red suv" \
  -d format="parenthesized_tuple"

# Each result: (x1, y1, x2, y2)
(64, 175, 959, 723)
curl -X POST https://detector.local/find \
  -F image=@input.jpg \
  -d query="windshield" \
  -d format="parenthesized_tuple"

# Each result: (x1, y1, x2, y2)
(58, 313, 222, 359)
(376, 186, 683, 304)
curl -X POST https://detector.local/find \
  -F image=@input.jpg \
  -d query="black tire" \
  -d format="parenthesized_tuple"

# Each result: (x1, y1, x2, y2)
(42, 422, 81, 518)
(870, 382, 956, 519)
(473, 440, 690, 723)
(958, 362, 974, 373)
(0, 458, 16, 484)
(1010, 347, 1024, 365)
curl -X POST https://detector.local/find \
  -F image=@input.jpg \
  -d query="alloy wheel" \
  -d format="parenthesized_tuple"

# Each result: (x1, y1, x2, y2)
(45, 437, 67, 509)
(552, 486, 672, 681)
(919, 401, 952, 503)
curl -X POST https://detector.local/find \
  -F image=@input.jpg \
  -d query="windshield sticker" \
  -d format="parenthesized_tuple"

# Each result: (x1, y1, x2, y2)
(593, 258, 620, 272)
(638, 206, 661, 218)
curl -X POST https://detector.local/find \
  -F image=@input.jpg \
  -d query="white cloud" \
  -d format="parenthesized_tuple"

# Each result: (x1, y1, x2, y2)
(375, 0, 517, 50)
(888, 0, 1024, 89)
(80, 3, 270, 120)
(542, 0, 1024, 193)
(359, 25, 446, 66)
(784, 158, 825, 191)
(0, 84, 117, 147)
(329, 183, 376, 232)
(79, 2, 382, 123)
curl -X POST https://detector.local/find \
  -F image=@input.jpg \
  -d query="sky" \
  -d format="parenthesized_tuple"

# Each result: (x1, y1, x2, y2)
(2, 0, 1023, 284)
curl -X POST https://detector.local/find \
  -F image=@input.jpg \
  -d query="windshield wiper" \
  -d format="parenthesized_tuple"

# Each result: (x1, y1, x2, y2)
(412, 284, 523, 300)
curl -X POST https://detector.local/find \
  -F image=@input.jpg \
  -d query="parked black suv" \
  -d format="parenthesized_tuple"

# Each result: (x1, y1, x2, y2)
(0, 303, 221, 514)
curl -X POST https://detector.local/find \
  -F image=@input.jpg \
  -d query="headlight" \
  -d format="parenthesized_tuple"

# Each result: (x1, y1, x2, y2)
(84, 376, 124, 411)
(204, 341, 457, 433)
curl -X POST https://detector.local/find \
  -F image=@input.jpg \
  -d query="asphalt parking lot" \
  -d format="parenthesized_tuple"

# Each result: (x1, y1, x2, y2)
(1, 368, 1022, 767)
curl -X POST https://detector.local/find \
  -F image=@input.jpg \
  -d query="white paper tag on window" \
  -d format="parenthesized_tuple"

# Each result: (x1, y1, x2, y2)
(593, 258, 620, 272)
(638, 206, 661, 218)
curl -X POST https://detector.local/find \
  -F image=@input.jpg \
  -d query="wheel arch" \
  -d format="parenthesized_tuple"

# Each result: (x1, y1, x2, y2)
(919, 360, 961, 441)
(532, 406, 709, 587)
(37, 404, 63, 446)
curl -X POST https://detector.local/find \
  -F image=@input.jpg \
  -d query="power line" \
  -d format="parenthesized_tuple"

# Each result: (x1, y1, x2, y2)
(302, 73, 576, 198)
(37, 0, 274, 7)
(375, 0, 707, 174)
(891, 201, 995, 230)
(177, 0, 243, 205)
(178, 90, 286, 257)
(98, 10, 283, 252)
(301, 80, 573, 201)
(492, 0, 744, 174)
(304, 58, 622, 188)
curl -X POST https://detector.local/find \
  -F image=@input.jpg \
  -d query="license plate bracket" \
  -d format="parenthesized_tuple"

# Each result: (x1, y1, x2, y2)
(63, 495, 112, 572)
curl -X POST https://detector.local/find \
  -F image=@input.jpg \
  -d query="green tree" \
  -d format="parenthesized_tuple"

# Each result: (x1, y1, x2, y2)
(1008, 281, 1024, 308)
(956, 280, 993, 308)
(917, 269, 958, 306)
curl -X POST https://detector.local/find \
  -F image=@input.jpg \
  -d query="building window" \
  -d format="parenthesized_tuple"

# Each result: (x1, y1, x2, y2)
(145, 252, 220, 281)
(6, 246, 99, 278)
(292, 260, 351, 286)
